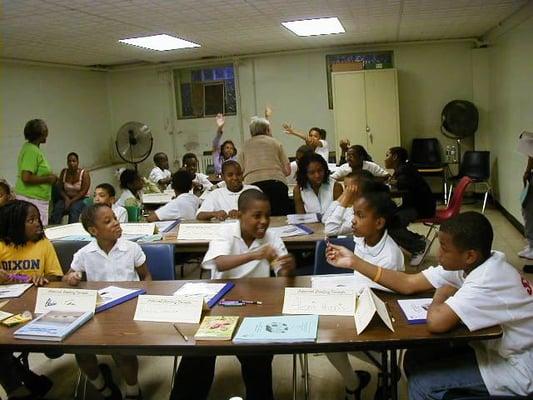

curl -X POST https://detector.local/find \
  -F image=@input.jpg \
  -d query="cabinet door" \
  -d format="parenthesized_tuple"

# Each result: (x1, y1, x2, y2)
(332, 72, 367, 163)
(364, 69, 400, 166)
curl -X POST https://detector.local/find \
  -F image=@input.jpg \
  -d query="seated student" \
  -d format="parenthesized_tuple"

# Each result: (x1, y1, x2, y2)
(326, 189, 404, 399)
(322, 170, 376, 235)
(287, 144, 314, 185)
(148, 152, 172, 191)
(146, 170, 199, 221)
(63, 204, 151, 400)
(94, 183, 128, 223)
(196, 161, 259, 221)
(326, 211, 533, 399)
(331, 145, 389, 181)
(293, 153, 343, 215)
(116, 169, 144, 208)
(0, 179, 15, 206)
(170, 189, 295, 400)
(384, 147, 436, 266)
(0, 200, 63, 399)
(283, 123, 330, 163)
(182, 153, 213, 194)
(213, 113, 238, 175)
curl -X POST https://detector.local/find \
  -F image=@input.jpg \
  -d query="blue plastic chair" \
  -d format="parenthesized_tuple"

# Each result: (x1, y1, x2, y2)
(313, 236, 355, 275)
(140, 243, 176, 280)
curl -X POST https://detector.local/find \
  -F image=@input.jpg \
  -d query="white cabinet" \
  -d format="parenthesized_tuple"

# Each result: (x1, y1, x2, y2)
(332, 69, 400, 167)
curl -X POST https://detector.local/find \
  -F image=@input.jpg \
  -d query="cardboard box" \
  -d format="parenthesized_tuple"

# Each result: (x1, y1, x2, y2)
(331, 61, 364, 72)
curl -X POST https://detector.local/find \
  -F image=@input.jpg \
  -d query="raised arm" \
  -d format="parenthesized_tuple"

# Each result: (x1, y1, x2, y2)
(326, 243, 433, 295)
(212, 113, 225, 153)
(282, 123, 307, 141)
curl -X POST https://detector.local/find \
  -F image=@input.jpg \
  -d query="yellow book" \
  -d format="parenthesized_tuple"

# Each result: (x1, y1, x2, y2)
(194, 316, 239, 341)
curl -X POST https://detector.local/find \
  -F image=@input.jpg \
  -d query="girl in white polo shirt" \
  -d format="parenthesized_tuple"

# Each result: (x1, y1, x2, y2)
(146, 170, 199, 222)
(294, 153, 343, 215)
(325, 190, 404, 400)
(326, 211, 533, 399)
(63, 204, 152, 400)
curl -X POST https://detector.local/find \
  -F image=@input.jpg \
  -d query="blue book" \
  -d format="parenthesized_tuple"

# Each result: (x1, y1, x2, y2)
(14, 310, 93, 342)
(233, 315, 319, 343)
(95, 286, 146, 313)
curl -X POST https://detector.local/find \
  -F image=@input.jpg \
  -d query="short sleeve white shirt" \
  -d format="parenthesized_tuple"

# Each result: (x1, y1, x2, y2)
(194, 173, 213, 190)
(112, 204, 128, 223)
(116, 189, 142, 207)
(423, 251, 533, 396)
(315, 140, 330, 163)
(331, 161, 389, 180)
(149, 167, 171, 184)
(155, 193, 199, 221)
(202, 221, 288, 280)
(71, 238, 146, 282)
(197, 185, 260, 215)
(322, 201, 353, 236)
(353, 230, 404, 272)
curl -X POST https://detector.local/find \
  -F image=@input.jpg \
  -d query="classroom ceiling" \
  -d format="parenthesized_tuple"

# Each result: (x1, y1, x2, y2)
(0, 0, 528, 67)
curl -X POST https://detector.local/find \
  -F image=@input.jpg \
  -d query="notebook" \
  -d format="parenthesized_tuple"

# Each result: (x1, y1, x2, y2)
(14, 310, 93, 342)
(95, 286, 146, 313)
(397, 298, 432, 324)
(286, 213, 319, 224)
(194, 316, 239, 341)
(173, 282, 234, 309)
(233, 315, 319, 343)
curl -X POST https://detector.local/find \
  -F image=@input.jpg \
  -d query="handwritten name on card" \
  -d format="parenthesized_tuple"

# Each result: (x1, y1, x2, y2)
(282, 287, 356, 316)
(35, 288, 97, 314)
(133, 295, 203, 323)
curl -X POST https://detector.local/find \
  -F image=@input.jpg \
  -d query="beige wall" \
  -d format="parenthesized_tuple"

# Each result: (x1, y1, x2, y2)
(0, 63, 115, 190)
(107, 41, 477, 173)
(485, 14, 533, 222)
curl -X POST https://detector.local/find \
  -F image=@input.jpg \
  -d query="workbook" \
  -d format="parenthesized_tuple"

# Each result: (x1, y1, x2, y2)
(233, 315, 319, 343)
(95, 286, 146, 313)
(14, 310, 93, 342)
(194, 316, 239, 341)
(268, 224, 314, 238)
(173, 282, 234, 309)
(397, 298, 432, 324)
(286, 213, 319, 224)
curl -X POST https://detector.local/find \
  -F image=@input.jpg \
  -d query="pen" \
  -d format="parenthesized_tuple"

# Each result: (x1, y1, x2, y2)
(173, 323, 189, 342)
(239, 300, 263, 305)
(385, 303, 396, 323)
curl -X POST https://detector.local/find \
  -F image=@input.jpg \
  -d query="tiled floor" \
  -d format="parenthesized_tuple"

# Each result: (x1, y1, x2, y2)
(3, 203, 531, 400)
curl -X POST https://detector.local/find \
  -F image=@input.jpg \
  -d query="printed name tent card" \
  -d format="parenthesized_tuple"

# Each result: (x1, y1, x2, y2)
(44, 223, 88, 240)
(282, 287, 356, 316)
(311, 272, 393, 293)
(354, 287, 394, 335)
(142, 193, 174, 204)
(35, 288, 97, 314)
(133, 295, 203, 324)
(177, 222, 237, 241)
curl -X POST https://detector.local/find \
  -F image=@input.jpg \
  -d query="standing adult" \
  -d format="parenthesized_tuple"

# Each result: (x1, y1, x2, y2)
(50, 152, 91, 224)
(238, 116, 291, 216)
(15, 119, 57, 225)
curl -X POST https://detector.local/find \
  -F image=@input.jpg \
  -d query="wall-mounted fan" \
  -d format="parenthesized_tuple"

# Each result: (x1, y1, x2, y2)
(115, 122, 153, 171)
(440, 100, 479, 167)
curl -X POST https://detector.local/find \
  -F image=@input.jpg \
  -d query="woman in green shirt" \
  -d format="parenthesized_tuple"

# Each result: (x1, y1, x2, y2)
(15, 119, 58, 225)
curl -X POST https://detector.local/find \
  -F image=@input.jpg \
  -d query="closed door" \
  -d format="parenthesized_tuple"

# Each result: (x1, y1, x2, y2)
(364, 69, 400, 166)
(332, 71, 367, 163)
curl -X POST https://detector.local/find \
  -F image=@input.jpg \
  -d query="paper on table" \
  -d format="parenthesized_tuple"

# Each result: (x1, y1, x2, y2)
(0, 310, 14, 321)
(354, 287, 394, 335)
(133, 295, 203, 323)
(173, 282, 227, 303)
(177, 222, 237, 241)
(282, 287, 356, 316)
(121, 223, 155, 236)
(311, 273, 393, 293)
(287, 214, 318, 224)
(269, 225, 310, 238)
(35, 288, 97, 314)
(45, 223, 88, 240)
(154, 220, 179, 233)
(142, 193, 174, 204)
(0, 284, 33, 299)
(397, 298, 432, 324)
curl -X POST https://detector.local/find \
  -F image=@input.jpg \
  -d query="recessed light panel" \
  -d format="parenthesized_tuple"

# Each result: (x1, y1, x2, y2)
(119, 34, 200, 51)
(282, 17, 345, 37)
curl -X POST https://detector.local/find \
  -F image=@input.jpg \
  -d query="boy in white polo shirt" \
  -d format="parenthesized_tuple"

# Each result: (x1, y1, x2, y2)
(63, 204, 152, 400)
(146, 170, 199, 222)
(182, 153, 213, 195)
(326, 189, 404, 399)
(196, 160, 259, 221)
(148, 152, 172, 191)
(326, 211, 533, 398)
(93, 183, 128, 223)
(169, 189, 295, 400)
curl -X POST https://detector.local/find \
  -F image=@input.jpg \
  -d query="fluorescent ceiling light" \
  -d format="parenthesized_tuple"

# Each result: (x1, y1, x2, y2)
(282, 17, 345, 37)
(119, 34, 200, 51)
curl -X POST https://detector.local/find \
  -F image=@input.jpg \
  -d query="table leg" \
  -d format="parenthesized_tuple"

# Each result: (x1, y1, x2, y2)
(303, 353, 309, 400)
(381, 350, 389, 399)
(390, 350, 399, 400)
(292, 354, 298, 400)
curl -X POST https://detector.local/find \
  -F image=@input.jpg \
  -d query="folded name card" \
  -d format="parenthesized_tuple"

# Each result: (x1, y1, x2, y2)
(282, 287, 356, 316)
(133, 295, 203, 323)
(35, 288, 97, 314)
